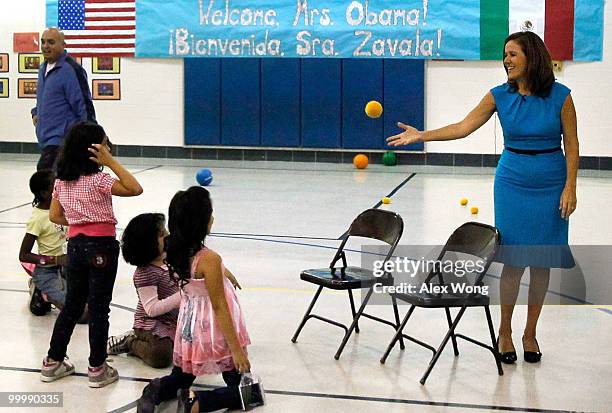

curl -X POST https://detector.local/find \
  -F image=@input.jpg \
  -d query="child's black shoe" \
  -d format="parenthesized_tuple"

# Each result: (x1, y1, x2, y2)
(176, 389, 198, 413)
(137, 378, 161, 413)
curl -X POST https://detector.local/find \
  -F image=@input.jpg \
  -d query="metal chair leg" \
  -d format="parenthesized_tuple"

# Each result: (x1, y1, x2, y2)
(380, 304, 415, 364)
(484, 305, 504, 376)
(445, 307, 459, 356)
(291, 286, 324, 343)
(334, 288, 373, 360)
(391, 296, 405, 350)
(420, 306, 467, 384)
(347, 289, 360, 334)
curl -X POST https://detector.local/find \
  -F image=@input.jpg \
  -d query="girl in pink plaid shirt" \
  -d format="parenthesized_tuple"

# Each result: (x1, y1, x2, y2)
(40, 121, 143, 388)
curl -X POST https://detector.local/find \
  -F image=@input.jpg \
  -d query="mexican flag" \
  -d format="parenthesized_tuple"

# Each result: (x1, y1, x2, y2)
(480, 0, 604, 61)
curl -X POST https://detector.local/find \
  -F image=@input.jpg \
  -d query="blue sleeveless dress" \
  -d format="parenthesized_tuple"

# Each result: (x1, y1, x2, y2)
(491, 82, 574, 268)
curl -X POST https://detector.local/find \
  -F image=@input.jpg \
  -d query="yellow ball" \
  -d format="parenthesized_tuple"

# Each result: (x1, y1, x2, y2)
(365, 100, 383, 118)
(470, 206, 479, 214)
(460, 198, 468, 206)
(382, 197, 391, 204)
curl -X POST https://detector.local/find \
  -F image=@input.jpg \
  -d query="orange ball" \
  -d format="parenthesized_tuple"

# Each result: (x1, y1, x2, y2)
(365, 100, 383, 118)
(470, 206, 479, 214)
(353, 154, 369, 169)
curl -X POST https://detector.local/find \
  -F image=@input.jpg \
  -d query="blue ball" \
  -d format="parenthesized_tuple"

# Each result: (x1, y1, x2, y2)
(196, 168, 213, 186)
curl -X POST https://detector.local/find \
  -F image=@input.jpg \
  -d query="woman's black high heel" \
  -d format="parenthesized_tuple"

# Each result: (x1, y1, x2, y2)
(523, 337, 542, 363)
(497, 337, 517, 364)
(177, 389, 198, 413)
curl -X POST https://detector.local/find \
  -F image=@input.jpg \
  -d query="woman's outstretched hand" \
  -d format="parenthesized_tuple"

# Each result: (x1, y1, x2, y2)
(386, 122, 423, 147)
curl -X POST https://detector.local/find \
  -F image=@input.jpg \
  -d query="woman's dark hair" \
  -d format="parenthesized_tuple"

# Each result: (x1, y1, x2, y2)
(56, 121, 106, 181)
(29, 170, 55, 207)
(165, 186, 213, 284)
(504, 31, 555, 97)
(122, 213, 166, 267)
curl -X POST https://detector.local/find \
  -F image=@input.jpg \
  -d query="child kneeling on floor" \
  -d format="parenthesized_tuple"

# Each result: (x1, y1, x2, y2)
(137, 186, 261, 413)
(19, 170, 67, 313)
(107, 213, 180, 368)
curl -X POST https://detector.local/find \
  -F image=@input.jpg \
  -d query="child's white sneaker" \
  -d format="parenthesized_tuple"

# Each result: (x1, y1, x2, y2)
(88, 361, 118, 388)
(40, 357, 75, 382)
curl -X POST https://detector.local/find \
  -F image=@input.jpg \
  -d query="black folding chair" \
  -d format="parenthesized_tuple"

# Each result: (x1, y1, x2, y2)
(291, 209, 405, 359)
(379, 222, 503, 384)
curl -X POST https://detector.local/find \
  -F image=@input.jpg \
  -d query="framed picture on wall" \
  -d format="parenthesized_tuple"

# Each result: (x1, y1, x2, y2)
(18, 53, 43, 73)
(0, 54, 8, 73)
(92, 57, 120, 74)
(18, 78, 37, 98)
(0, 78, 8, 98)
(92, 79, 120, 100)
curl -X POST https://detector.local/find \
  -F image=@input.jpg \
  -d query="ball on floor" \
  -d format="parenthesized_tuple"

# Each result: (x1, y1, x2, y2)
(365, 100, 383, 118)
(470, 206, 479, 214)
(382, 197, 391, 204)
(196, 168, 213, 186)
(460, 198, 468, 206)
(353, 154, 369, 169)
(382, 151, 397, 166)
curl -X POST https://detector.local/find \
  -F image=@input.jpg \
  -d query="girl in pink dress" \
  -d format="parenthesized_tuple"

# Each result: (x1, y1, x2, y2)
(137, 186, 252, 413)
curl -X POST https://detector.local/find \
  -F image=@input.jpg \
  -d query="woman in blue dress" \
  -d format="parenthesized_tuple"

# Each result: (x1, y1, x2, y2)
(387, 31, 579, 364)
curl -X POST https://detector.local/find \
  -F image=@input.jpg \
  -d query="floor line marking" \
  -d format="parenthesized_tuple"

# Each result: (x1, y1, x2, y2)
(340, 172, 417, 239)
(0, 202, 31, 214)
(0, 365, 579, 413)
(132, 164, 163, 175)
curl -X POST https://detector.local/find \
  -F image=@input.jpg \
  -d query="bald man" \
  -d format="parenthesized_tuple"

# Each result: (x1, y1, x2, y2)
(31, 28, 96, 171)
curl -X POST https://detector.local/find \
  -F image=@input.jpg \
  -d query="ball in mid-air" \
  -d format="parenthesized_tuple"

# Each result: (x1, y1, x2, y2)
(365, 100, 383, 118)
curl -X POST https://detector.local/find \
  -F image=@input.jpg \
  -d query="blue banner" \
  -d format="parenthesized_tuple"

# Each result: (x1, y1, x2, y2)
(573, 0, 605, 62)
(45, 0, 603, 60)
(136, 0, 480, 59)
(46, 0, 58, 28)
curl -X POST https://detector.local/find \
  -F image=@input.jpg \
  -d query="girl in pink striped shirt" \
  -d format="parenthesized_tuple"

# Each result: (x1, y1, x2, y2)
(40, 121, 143, 388)
(107, 213, 181, 368)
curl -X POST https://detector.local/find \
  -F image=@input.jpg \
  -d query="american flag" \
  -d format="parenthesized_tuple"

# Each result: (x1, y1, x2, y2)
(58, 0, 135, 57)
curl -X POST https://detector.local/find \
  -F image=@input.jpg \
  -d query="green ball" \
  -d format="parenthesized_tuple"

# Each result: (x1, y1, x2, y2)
(382, 151, 397, 166)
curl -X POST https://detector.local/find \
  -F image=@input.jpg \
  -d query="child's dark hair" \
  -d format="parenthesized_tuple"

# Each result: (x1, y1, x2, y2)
(56, 121, 106, 181)
(122, 213, 166, 267)
(165, 187, 213, 284)
(29, 170, 55, 207)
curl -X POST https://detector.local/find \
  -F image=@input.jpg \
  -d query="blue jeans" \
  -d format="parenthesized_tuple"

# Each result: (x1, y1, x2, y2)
(32, 266, 66, 307)
(47, 236, 119, 367)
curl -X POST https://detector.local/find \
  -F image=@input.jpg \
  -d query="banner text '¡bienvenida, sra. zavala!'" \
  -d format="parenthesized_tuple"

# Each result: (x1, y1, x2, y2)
(168, 27, 442, 58)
